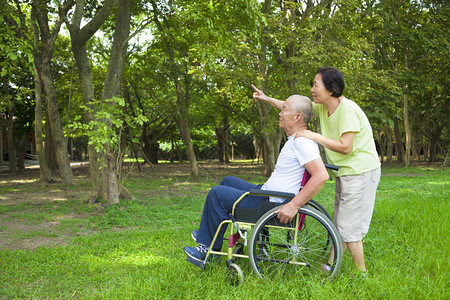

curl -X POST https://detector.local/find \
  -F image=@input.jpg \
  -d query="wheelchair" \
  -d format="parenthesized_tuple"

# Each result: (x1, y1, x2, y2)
(187, 164, 343, 286)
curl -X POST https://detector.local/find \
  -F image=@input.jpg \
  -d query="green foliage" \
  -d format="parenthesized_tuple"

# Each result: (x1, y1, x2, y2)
(69, 97, 148, 153)
(0, 4, 34, 78)
(3, 0, 448, 166)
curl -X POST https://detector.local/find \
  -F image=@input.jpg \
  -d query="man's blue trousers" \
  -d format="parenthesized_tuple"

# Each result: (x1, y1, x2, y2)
(196, 176, 266, 250)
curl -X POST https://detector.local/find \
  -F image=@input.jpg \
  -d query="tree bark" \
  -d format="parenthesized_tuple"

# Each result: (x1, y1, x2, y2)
(215, 117, 230, 164)
(15, 134, 27, 170)
(5, 107, 16, 173)
(44, 109, 58, 174)
(403, 88, 411, 167)
(402, 52, 411, 167)
(2, 77, 16, 173)
(429, 125, 444, 163)
(33, 67, 52, 182)
(31, 1, 73, 185)
(383, 124, 393, 165)
(393, 117, 404, 164)
(99, 0, 132, 204)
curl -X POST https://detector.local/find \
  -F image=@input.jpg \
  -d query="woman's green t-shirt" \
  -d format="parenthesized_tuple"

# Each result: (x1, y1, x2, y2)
(313, 98, 380, 176)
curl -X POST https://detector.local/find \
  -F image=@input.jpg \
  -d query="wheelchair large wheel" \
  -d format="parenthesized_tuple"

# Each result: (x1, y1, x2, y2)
(248, 206, 342, 281)
(307, 199, 332, 221)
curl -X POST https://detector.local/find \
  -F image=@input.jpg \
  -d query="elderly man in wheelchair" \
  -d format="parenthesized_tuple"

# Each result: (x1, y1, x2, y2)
(184, 94, 341, 282)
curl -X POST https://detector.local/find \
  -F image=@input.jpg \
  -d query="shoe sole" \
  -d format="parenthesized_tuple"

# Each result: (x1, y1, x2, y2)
(191, 230, 198, 242)
(183, 247, 205, 262)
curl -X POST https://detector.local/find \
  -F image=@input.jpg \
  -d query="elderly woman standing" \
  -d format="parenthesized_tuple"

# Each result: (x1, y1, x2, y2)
(252, 67, 381, 275)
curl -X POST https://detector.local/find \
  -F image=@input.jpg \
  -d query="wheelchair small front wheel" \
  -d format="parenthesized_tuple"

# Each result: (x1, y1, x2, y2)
(226, 263, 244, 286)
(233, 242, 245, 255)
(248, 206, 342, 282)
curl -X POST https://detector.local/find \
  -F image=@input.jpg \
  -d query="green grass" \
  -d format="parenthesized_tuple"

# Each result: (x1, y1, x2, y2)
(0, 163, 449, 299)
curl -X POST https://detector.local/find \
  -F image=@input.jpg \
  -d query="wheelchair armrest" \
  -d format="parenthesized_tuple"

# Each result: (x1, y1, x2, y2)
(324, 163, 339, 171)
(249, 189, 295, 199)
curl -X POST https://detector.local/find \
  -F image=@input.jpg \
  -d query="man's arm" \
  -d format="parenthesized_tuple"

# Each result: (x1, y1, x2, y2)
(251, 84, 284, 111)
(276, 158, 329, 224)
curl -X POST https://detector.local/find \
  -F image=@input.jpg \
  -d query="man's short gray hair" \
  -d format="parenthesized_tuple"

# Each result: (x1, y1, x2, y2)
(288, 95, 312, 125)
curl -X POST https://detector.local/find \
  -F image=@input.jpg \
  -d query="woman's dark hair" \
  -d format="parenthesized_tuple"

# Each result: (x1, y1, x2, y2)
(316, 67, 345, 97)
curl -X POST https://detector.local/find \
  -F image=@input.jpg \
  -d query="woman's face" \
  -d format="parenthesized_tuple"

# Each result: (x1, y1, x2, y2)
(311, 73, 331, 104)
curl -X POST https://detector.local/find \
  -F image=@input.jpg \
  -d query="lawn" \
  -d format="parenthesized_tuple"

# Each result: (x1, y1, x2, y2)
(0, 162, 448, 299)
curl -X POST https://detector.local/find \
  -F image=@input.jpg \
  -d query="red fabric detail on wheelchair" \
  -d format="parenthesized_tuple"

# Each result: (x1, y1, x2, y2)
(298, 213, 306, 230)
(297, 170, 309, 230)
(229, 232, 241, 247)
(301, 170, 311, 187)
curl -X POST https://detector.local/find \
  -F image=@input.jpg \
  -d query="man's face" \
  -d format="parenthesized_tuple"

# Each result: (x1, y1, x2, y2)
(311, 73, 330, 103)
(278, 99, 296, 130)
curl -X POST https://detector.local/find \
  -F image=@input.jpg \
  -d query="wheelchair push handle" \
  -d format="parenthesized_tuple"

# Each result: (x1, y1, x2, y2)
(324, 163, 339, 171)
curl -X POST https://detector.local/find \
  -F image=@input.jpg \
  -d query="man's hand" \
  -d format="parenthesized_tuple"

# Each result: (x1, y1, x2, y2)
(275, 201, 300, 224)
(251, 84, 269, 102)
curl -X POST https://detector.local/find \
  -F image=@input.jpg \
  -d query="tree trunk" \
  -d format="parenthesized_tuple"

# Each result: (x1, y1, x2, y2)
(377, 130, 385, 163)
(255, 0, 283, 176)
(2, 77, 16, 173)
(64, 0, 131, 203)
(383, 124, 393, 165)
(15, 134, 27, 170)
(403, 86, 411, 167)
(37, 61, 73, 185)
(412, 131, 420, 161)
(429, 125, 444, 163)
(215, 117, 230, 164)
(44, 109, 58, 174)
(403, 52, 411, 167)
(176, 90, 199, 176)
(99, 0, 133, 204)
(255, 84, 282, 175)
(33, 67, 52, 182)
(0, 125, 3, 164)
(393, 117, 404, 164)
(70, 40, 105, 201)
(31, 3, 73, 185)
(141, 124, 159, 164)
(423, 143, 429, 162)
(152, 9, 198, 176)
(5, 107, 16, 173)
(253, 136, 263, 163)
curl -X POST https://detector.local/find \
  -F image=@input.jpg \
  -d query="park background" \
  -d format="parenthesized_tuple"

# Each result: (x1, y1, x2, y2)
(1, 0, 449, 299)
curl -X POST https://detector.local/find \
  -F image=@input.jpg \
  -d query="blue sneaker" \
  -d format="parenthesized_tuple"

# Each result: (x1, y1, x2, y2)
(191, 229, 198, 242)
(184, 244, 209, 262)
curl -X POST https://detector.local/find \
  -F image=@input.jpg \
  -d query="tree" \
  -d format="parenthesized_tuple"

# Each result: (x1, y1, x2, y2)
(149, 0, 199, 176)
(3, 1, 56, 180)
(28, 0, 74, 184)
(370, 0, 449, 165)
(61, 0, 135, 203)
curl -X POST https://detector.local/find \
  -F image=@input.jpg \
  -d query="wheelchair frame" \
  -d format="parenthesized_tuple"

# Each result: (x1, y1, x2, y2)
(188, 164, 343, 285)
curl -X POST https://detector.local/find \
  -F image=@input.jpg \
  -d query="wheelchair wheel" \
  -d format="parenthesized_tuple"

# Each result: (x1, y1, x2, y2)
(308, 199, 332, 221)
(226, 263, 244, 286)
(248, 206, 342, 281)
